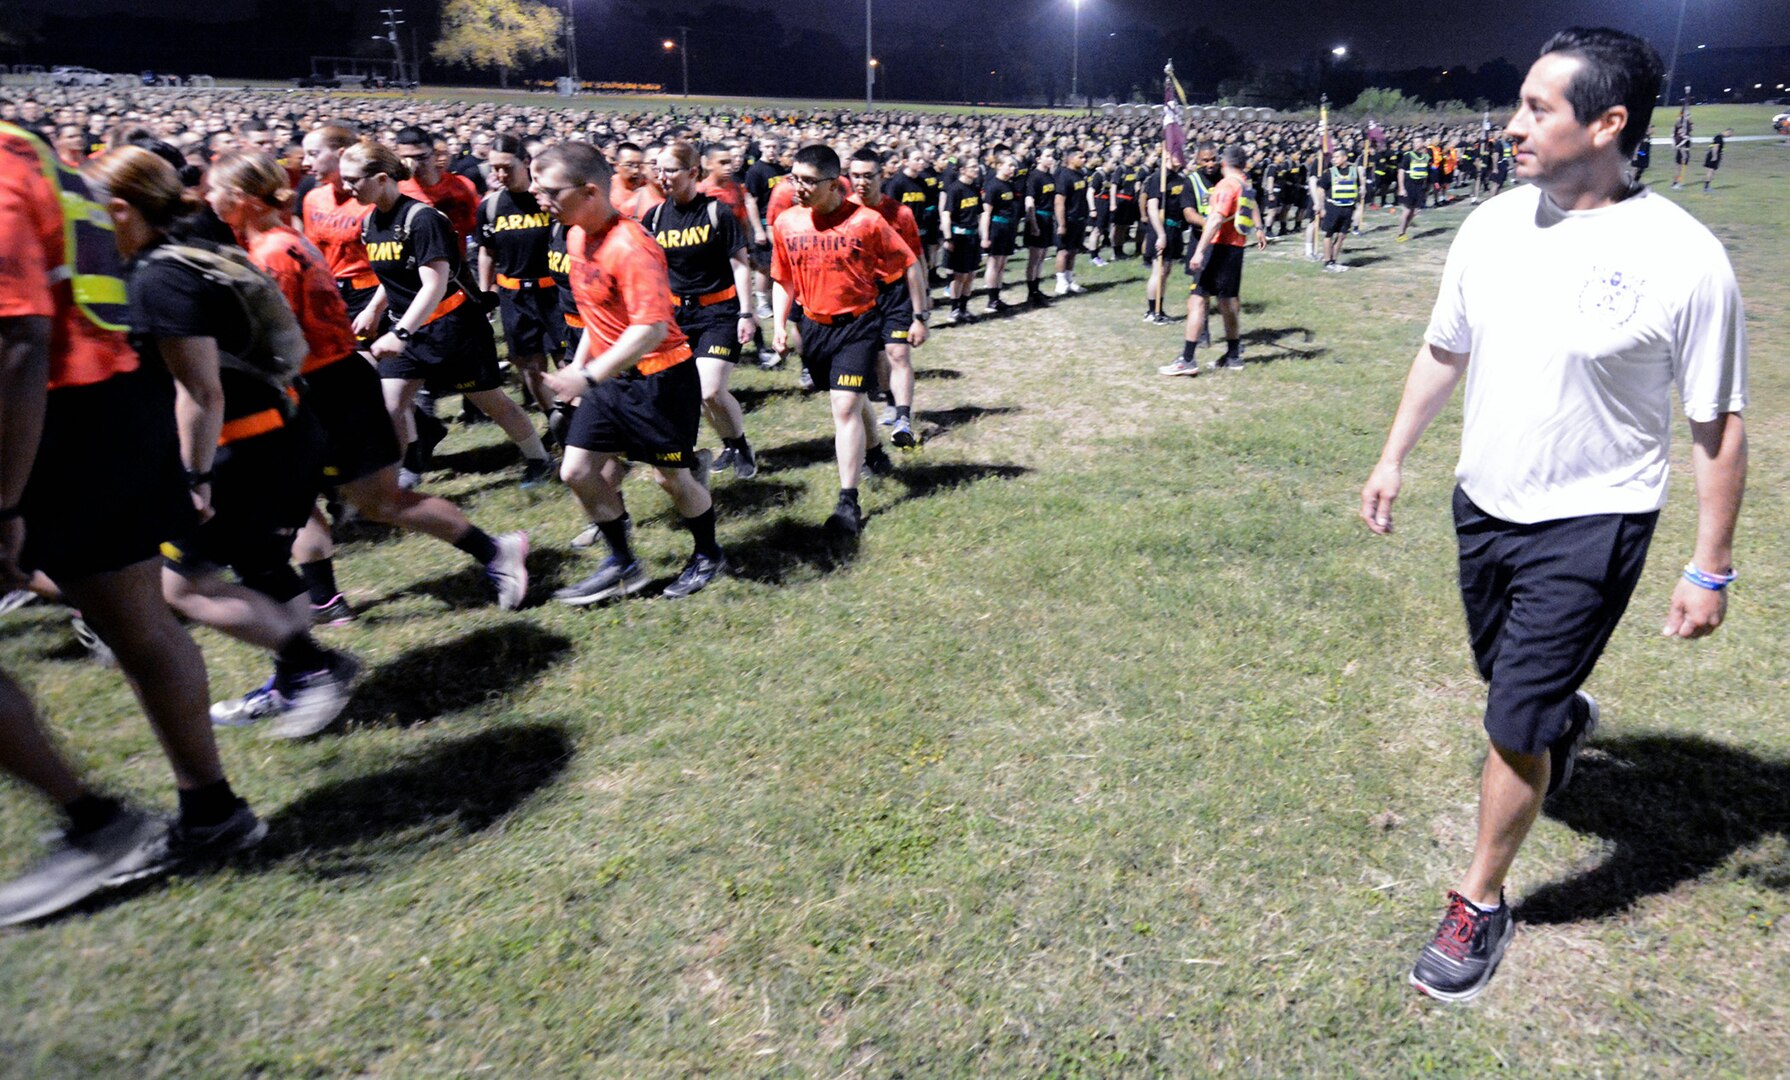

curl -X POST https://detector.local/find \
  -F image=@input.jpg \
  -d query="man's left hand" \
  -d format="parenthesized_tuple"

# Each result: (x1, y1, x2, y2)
(1663, 579, 1727, 638)
(543, 367, 590, 403)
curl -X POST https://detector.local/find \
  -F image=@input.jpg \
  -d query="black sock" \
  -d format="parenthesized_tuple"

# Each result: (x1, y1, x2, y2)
(598, 514, 634, 564)
(1181, 339, 1198, 361)
(723, 435, 749, 451)
(63, 793, 122, 836)
(684, 506, 721, 558)
(274, 632, 330, 684)
(895, 404, 911, 421)
(452, 525, 499, 566)
(1225, 338, 1240, 357)
(298, 559, 338, 606)
(839, 486, 859, 506)
(177, 778, 242, 830)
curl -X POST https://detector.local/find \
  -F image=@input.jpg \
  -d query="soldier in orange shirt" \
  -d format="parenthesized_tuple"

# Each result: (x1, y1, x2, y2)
(532, 141, 725, 603)
(846, 148, 930, 450)
(771, 145, 923, 535)
(608, 141, 664, 222)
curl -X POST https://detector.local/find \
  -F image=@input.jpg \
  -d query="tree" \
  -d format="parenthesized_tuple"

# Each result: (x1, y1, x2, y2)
(432, 0, 562, 89)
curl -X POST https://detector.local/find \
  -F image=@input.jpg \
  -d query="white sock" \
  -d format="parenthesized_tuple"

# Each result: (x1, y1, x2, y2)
(517, 432, 549, 461)
(1465, 895, 1504, 913)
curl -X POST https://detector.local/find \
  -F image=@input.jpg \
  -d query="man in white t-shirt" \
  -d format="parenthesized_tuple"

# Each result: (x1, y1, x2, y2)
(1359, 27, 1747, 1004)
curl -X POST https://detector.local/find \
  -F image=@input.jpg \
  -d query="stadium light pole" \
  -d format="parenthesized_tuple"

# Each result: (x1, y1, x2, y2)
(1070, 0, 1082, 104)
(564, 0, 579, 89)
(1663, 0, 1689, 106)
(865, 0, 874, 110)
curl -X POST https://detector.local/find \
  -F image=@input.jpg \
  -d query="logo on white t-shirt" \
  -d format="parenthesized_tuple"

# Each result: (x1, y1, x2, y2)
(1578, 267, 1642, 329)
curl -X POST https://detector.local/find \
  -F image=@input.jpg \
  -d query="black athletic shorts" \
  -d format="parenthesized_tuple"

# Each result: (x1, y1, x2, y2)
(19, 369, 194, 582)
(377, 305, 505, 394)
(1190, 243, 1245, 299)
(944, 232, 980, 274)
(1058, 220, 1088, 252)
(1454, 485, 1657, 756)
(564, 358, 701, 468)
(1024, 215, 1054, 250)
(497, 285, 555, 358)
(875, 279, 914, 347)
(1400, 187, 1426, 210)
(162, 405, 326, 602)
(302, 356, 402, 486)
(1322, 205, 1355, 236)
(1115, 199, 1140, 225)
(1675, 146, 1692, 166)
(1143, 226, 1185, 263)
(798, 310, 880, 393)
(987, 218, 1018, 257)
(682, 302, 743, 364)
(750, 239, 773, 272)
(1703, 153, 1721, 171)
(1093, 203, 1112, 230)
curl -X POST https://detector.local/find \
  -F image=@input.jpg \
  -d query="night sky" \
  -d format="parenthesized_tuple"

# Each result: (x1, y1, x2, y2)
(13, 0, 1786, 70)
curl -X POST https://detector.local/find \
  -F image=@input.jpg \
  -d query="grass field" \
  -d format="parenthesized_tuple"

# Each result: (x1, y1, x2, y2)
(2, 140, 1787, 1075)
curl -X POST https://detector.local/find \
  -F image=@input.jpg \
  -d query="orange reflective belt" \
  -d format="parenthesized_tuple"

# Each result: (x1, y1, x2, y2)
(217, 387, 300, 446)
(562, 312, 585, 329)
(340, 273, 379, 290)
(496, 274, 556, 290)
(802, 303, 875, 326)
(671, 285, 737, 307)
(424, 290, 468, 324)
(636, 344, 693, 377)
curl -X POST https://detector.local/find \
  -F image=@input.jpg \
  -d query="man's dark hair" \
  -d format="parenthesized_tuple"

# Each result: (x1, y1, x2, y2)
(1539, 27, 1662, 156)
(793, 144, 841, 178)
(394, 125, 432, 147)
(491, 132, 527, 158)
(535, 139, 613, 187)
(1221, 145, 1248, 169)
(849, 147, 881, 166)
(616, 140, 643, 155)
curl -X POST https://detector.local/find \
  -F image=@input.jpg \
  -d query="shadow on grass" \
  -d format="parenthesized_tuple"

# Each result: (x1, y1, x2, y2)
(341, 623, 573, 730)
(917, 404, 1020, 443)
(758, 434, 837, 473)
(725, 462, 1029, 585)
(429, 441, 523, 477)
(1408, 226, 1450, 241)
(915, 367, 963, 381)
(263, 722, 573, 876)
(369, 547, 582, 611)
(734, 384, 807, 414)
(1235, 326, 1327, 365)
(1343, 254, 1390, 269)
(712, 476, 805, 518)
(1518, 734, 1790, 925)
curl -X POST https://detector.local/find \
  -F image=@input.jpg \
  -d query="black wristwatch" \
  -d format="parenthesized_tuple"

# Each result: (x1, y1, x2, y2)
(185, 468, 214, 489)
(392, 325, 414, 342)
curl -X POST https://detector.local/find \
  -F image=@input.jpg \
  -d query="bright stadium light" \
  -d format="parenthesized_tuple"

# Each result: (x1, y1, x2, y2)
(1071, 0, 1083, 104)
(662, 39, 674, 50)
(1332, 45, 1347, 58)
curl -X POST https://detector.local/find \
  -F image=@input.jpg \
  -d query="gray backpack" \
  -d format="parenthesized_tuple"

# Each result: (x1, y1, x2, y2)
(145, 242, 309, 400)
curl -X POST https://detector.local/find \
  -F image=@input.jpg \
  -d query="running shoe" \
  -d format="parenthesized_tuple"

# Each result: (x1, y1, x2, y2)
(0, 589, 37, 616)
(1065, 280, 1088, 294)
(268, 650, 361, 740)
(553, 557, 648, 606)
(1149, 312, 1178, 326)
(70, 615, 115, 667)
(1091, 254, 1107, 267)
(310, 594, 357, 627)
(754, 300, 773, 320)
(985, 297, 1011, 314)
(0, 805, 167, 926)
(1548, 691, 1599, 798)
(879, 403, 898, 426)
(825, 498, 864, 537)
(661, 551, 727, 599)
(712, 447, 738, 474)
(1157, 357, 1201, 377)
(486, 531, 530, 611)
(863, 444, 895, 477)
(570, 523, 601, 549)
(891, 416, 917, 449)
(732, 445, 759, 480)
(520, 456, 557, 490)
(211, 678, 285, 727)
(757, 349, 782, 369)
(1409, 891, 1515, 1003)
(1396, 234, 1410, 243)
(396, 467, 422, 492)
(104, 803, 267, 887)
(798, 367, 815, 391)
(1220, 351, 1245, 371)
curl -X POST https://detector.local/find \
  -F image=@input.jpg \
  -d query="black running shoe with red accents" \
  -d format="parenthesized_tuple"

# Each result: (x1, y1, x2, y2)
(1409, 890, 1515, 1003)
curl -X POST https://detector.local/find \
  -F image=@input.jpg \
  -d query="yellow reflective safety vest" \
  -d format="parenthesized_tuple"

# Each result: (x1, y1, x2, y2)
(0, 121, 132, 334)
(1189, 170, 1212, 216)
(1329, 166, 1360, 206)
(1405, 150, 1430, 182)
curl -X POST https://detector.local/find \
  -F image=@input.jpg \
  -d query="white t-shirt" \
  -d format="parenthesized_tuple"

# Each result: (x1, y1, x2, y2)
(1426, 184, 1747, 524)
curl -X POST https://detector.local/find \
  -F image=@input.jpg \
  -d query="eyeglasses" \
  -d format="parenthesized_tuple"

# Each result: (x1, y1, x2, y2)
(788, 172, 829, 188)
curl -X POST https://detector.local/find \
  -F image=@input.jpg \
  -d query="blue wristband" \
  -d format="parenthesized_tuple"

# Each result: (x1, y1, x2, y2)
(1682, 563, 1737, 591)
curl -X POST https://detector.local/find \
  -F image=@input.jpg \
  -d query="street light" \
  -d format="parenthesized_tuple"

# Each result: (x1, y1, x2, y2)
(1331, 45, 1347, 58)
(865, 0, 874, 111)
(1070, 0, 1082, 104)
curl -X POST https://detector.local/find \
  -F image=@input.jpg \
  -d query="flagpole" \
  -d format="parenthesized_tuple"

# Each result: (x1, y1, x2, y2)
(1157, 62, 1173, 318)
